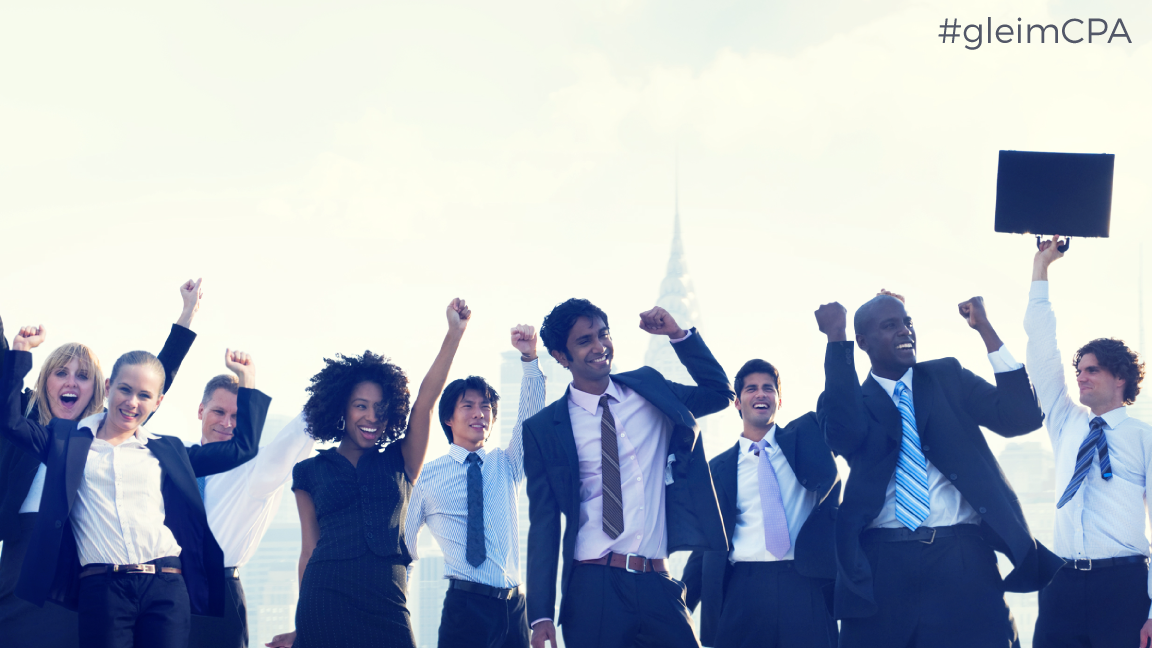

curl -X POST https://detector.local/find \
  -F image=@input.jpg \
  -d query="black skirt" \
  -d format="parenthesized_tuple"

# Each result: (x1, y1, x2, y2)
(294, 552, 415, 648)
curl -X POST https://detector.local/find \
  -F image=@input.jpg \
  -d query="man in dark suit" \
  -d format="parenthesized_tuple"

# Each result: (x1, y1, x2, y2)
(815, 294, 1063, 648)
(682, 359, 839, 648)
(524, 299, 733, 648)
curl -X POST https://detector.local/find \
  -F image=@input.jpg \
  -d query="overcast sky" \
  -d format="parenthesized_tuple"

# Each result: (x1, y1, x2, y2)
(3, 0, 1151, 461)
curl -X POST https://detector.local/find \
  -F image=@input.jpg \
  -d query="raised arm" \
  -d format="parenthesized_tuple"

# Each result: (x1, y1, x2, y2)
(2, 328, 53, 460)
(508, 324, 545, 481)
(402, 298, 470, 483)
(815, 303, 869, 457)
(187, 349, 270, 476)
(155, 279, 203, 395)
(246, 412, 316, 500)
(641, 307, 734, 417)
(956, 296, 1043, 436)
(1024, 235, 1081, 437)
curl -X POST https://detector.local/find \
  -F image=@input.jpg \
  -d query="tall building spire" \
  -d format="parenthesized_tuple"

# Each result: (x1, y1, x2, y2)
(645, 168, 701, 385)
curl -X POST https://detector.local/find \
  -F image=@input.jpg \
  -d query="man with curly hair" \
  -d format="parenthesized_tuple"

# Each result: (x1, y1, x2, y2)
(524, 299, 734, 648)
(1027, 236, 1152, 648)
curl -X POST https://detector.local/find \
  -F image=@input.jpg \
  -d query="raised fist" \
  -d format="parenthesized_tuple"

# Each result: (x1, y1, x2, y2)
(511, 324, 538, 359)
(877, 289, 905, 304)
(12, 325, 46, 352)
(958, 296, 991, 330)
(1035, 235, 1065, 268)
(447, 298, 471, 332)
(639, 306, 686, 339)
(225, 348, 256, 388)
(814, 303, 847, 341)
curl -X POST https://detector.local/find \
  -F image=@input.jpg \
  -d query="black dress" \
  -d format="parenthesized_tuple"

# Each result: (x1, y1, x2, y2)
(292, 443, 415, 648)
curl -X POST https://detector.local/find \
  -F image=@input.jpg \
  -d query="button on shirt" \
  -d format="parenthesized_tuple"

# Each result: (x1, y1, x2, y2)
(868, 345, 1022, 530)
(71, 413, 182, 566)
(198, 412, 315, 567)
(405, 359, 545, 588)
(729, 427, 817, 563)
(1025, 280, 1152, 614)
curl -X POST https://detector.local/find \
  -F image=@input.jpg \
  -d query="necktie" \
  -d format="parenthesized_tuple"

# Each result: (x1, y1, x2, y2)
(197, 476, 207, 501)
(893, 381, 930, 531)
(1056, 417, 1112, 509)
(465, 452, 486, 567)
(751, 439, 791, 558)
(600, 395, 624, 539)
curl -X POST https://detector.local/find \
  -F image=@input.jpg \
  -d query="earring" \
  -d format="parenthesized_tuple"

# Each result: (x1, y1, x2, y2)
(337, 416, 346, 431)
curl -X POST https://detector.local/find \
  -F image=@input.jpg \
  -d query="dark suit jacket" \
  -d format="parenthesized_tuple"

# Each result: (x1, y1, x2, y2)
(681, 411, 840, 646)
(818, 341, 1063, 620)
(0, 349, 268, 617)
(523, 328, 734, 626)
(0, 324, 195, 543)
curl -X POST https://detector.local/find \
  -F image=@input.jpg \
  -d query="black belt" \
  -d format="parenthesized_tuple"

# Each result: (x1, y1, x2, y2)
(448, 579, 519, 600)
(861, 524, 983, 545)
(226, 567, 241, 580)
(79, 563, 182, 578)
(1061, 555, 1148, 571)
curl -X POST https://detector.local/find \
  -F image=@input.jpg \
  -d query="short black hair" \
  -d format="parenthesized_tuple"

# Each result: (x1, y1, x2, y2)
(853, 295, 903, 335)
(734, 359, 781, 396)
(302, 350, 411, 447)
(1073, 338, 1145, 405)
(540, 298, 610, 362)
(438, 376, 500, 444)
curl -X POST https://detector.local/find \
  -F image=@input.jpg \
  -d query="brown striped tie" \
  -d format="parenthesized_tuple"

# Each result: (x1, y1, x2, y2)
(600, 394, 624, 539)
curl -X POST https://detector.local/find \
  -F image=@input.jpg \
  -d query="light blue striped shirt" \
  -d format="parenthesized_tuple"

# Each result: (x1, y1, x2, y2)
(404, 358, 545, 588)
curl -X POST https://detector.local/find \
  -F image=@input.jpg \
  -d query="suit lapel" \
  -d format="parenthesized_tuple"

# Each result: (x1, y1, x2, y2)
(146, 437, 203, 514)
(552, 387, 579, 475)
(64, 425, 93, 511)
(911, 365, 934, 440)
(713, 443, 739, 536)
(862, 375, 903, 442)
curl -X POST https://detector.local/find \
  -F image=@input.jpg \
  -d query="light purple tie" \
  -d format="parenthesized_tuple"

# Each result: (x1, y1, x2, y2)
(752, 439, 791, 558)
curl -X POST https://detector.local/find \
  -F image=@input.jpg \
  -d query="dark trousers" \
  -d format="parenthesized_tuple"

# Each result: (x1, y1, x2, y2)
(712, 561, 836, 648)
(1034, 561, 1151, 648)
(189, 572, 248, 648)
(839, 529, 1018, 648)
(437, 584, 528, 648)
(0, 512, 80, 648)
(77, 556, 190, 648)
(561, 563, 699, 648)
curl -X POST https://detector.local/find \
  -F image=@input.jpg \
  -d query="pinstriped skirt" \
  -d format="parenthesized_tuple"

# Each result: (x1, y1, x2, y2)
(294, 553, 415, 648)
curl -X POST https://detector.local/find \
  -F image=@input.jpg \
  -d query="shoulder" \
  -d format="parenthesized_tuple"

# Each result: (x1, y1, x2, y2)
(525, 398, 564, 431)
(293, 454, 323, 478)
(708, 443, 739, 471)
(621, 366, 663, 383)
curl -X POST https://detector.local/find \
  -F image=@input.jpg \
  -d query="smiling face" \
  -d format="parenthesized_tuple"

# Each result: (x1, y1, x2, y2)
(445, 388, 493, 452)
(199, 388, 239, 444)
(344, 381, 386, 449)
(857, 298, 917, 379)
(554, 316, 613, 393)
(104, 364, 165, 435)
(45, 357, 96, 421)
(735, 372, 781, 430)
(1075, 352, 1127, 414)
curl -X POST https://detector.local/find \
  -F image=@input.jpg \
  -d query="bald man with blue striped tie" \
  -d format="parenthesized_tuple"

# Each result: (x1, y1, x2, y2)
(404, 325, 546, 648)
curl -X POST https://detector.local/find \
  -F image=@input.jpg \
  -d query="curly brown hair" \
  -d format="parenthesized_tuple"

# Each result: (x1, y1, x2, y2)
(1073, 338, 1145, 405)
(302, 351, 411, 446)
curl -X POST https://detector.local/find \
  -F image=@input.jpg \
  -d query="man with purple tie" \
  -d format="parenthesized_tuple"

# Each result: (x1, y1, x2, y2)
(682, 360, 839, 648)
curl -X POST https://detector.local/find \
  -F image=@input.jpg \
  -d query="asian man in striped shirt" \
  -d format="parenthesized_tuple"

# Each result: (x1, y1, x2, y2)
(404, 324, 546, 648)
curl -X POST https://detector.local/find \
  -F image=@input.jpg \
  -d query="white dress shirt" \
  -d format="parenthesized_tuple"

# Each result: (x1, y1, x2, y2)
(71, 413, 182, 566)
(1025, 280, 1152, 615)
(729, 426, 817, 563)
(868, 345, 1022, 530)
(198, 412, 315, 568)
(405, 359, 545, 587)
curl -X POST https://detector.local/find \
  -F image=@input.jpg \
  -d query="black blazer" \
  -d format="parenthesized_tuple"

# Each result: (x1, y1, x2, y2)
(523, 328, 734, 626)
(681, 411, 840, 646)
(818, 341, 1063, 620)
(0, 324, 196, 542)
(0, 349, 269, 617)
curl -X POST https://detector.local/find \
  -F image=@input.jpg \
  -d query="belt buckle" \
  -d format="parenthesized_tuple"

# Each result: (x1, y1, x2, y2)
(119, 564, 155, 575)
(624, 553, 646, 574)
(1074, 558, 1092, 571)
(918, 528, 937, 545)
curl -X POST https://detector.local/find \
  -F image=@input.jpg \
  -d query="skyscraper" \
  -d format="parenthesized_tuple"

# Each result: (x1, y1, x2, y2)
(643, 181, 702, 387)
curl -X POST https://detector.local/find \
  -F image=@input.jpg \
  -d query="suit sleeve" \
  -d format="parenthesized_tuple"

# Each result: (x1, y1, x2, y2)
(820, 341, 869, 457)
(524, 417, 561, 624)
(1, 351, 51, 461)
(156, 324, 196, 394)
(662, 329, 735, 418)
(681, 549, 704, 612)
(955, 360, 1043, 437)
(187, 387, 270, 476)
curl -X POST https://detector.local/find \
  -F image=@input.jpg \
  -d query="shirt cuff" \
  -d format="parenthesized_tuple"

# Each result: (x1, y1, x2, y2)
(522, 357, 543, 376)
(1030, 280, 1049, 300)
(987, 344, 1023, 373)
(530, 618, 552, 627)
(669, 329, 694, 344)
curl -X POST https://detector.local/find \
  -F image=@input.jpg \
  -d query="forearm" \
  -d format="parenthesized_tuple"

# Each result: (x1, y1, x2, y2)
(974, 323, 1004, 354)
(189, 388, 271, 476)
(1023, 281, 1077, 432)
(509, 360, 545, 459)
(156, 324, 197, 393)
(670, 330, 735, 416)
(403, 328, 465, 480)
(821, 342, 867, 456)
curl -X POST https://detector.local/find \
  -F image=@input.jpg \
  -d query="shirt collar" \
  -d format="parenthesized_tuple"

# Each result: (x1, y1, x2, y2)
(568, 377, 625, 416)
(870, 367, 914, 399)
(78, 412, 160, 443)
(1098, 406, 1129, 430)
(737, 424, 778, 456)
(448, 444, 488, 464)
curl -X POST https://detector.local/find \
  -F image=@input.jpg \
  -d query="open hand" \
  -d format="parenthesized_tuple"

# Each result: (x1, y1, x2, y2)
(12, 325, 46, 351)
(511, 324, 538, 359)
(639, 306, 686, 339)
(530, 620, 558, 648)
(225, 349, 256, 389)
(447, 298, 471, 332)
(265, 631, 295, 648)
(814, 303, 847, 341)
(1035, 235, 1065, 268)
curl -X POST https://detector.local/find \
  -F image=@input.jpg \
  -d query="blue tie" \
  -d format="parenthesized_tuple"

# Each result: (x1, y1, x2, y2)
(1056, 417, 1112, 509)
(465, 453, 486, 568)
(894, 381, 930, 531)
(197, 476, 207, 501)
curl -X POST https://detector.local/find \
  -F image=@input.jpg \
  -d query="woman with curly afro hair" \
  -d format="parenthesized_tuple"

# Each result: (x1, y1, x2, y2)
(269, 299, 472, 648)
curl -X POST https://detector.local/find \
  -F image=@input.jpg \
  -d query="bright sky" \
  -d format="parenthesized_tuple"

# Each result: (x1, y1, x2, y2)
(3, 0, 1151, 463)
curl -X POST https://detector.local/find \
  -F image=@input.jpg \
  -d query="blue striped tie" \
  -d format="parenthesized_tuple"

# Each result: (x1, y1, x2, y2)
(1056, 417, 1112, 509)
(894, 381, 930, 531)
(197, 476, 207, 501)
